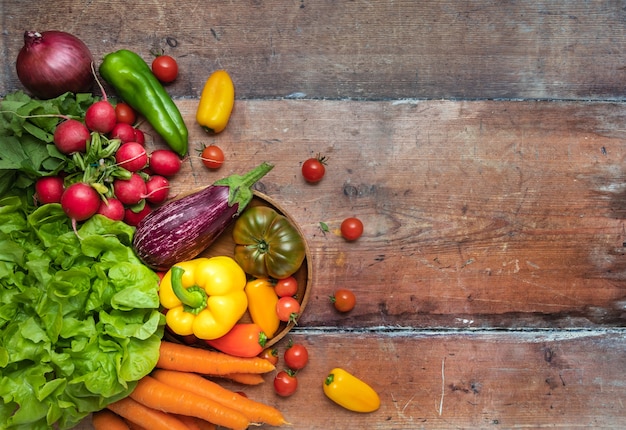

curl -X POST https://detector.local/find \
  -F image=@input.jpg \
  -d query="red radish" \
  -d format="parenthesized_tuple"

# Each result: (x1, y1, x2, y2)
(61, 183, 100, 221)
(85, 100, 116, 134)
(134, 129, 145, 145)
(115, 142, 148, 172)
(35, 176, 64, 204)
(149, 149, 182, 177)
(53, 119, 90, 154)
(145, 175, 170, 205)
(60, 182, 101, 235)
(113, 173, 147, 205)
(109, 123, 136, 143)
(124, 205, 151, 226)
(96, 197, 125, 221)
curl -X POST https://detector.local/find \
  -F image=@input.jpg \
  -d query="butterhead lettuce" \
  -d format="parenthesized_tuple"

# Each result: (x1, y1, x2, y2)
(0, 197, 164, 429)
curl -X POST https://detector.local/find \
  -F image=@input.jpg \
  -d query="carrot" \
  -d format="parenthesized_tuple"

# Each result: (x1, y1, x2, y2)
(194, 419, 218, 430)
(92, 409, 130, 430)
(157, 341, 275, 375)
(153, 369, 289, 427)
(130, 374, 251, 430)
(216, 372, 265, 385)
(174, 414, 217, 430)
(174, 414, 203, 430)
(124, 420, 147, 430)
(107, 396, 190, 430)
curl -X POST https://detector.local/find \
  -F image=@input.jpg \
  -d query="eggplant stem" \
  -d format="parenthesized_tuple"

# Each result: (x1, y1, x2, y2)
(213, 161, 274, 214)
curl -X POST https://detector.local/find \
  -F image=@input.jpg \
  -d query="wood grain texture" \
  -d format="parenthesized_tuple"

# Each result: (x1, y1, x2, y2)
(75, 332, 626, 429)
(2, 0, 626, 428)
(2, 1, 626, 100)
(139, 99, 626, 329)
(258, 331, 626, 429)
(59, 98, 626, 428)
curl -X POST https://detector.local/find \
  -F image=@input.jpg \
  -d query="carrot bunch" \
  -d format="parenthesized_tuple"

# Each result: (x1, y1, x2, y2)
(92, 341, 289, 430)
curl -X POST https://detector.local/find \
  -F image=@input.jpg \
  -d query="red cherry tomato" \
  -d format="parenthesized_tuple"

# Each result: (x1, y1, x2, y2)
(301, 154, 327, 183)
(200, 145, 225, 169)
(114, 102, 136, 125)
(259, 348, 279, 366)
(284, 343, 309, 371)
(273, 370, 298, 397)
(151, 55, 179, 83)
(331, 288, 356, 312)
(274, 276, 298, 297)
(340, 217, 364, 241)
(276, 296, 301, 323)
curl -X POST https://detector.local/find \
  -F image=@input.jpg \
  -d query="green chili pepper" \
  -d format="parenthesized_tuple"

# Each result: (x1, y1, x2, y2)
(99, 49, 188, 156)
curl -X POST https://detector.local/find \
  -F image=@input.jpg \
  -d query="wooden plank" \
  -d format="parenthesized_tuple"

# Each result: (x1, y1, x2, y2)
(141, 99, 626, 329)
(3, 2, 626, 428)
(74, 331, 626, 429)
(2, 1, 626, 100)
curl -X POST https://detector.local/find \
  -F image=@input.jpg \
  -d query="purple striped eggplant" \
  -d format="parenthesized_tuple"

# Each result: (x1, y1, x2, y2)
(132, 162, 273, 271)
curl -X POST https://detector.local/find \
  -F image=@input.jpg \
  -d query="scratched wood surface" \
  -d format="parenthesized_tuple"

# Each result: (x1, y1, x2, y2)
(1, 0, 626, 428)
(2, 1, 626, 101)
(67, 99, 626, 428)
(148, 99, 626, 331)
(191, 331, 626, 429)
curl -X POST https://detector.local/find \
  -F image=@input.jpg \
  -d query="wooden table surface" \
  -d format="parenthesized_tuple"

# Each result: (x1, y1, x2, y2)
(2, 1, 626, 429)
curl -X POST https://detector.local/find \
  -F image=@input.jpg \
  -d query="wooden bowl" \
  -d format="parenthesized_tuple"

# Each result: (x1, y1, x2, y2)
(167, 190, 312, 348)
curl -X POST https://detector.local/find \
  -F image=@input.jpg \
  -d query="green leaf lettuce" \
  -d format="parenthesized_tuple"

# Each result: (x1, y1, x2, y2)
(0, 198, 164, 429)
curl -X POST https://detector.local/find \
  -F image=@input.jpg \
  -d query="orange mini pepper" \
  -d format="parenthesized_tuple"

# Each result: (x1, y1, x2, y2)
(244, 278, 280, 338)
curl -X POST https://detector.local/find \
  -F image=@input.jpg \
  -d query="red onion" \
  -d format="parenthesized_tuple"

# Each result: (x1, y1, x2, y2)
(16, 30, 95, 99)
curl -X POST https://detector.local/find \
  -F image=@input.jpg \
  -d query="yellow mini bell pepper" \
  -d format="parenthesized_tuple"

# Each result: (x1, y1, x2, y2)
(159, 256, 248, 340)
(196, 69, 235, 134)
(244, 278, 280, 338)
(323, 368, 381, 413)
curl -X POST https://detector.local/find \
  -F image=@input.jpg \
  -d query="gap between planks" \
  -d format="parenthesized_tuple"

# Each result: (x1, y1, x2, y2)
(289, 326, 626, 341)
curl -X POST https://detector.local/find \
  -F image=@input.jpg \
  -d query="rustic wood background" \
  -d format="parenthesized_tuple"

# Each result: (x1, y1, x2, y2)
(1, 1, 625, 429)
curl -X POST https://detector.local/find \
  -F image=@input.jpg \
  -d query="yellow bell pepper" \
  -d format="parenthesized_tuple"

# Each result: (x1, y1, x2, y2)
(159, 256, 248, 340)
(196, 69, 235, 134)
(244, 278, 280, 338)
(323, 368, 381, 413)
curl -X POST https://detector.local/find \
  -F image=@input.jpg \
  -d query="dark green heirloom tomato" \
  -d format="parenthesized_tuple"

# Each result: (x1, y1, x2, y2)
(232, 206, 306, 279)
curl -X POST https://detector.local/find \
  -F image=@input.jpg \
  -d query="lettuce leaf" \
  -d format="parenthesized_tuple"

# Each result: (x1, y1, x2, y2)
(0, 198, 164, 429)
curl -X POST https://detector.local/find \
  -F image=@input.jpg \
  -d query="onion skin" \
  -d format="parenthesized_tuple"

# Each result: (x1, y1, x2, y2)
(16, 30, 94, 99)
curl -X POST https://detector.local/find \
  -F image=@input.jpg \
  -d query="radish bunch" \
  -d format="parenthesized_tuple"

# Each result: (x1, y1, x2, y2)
(36, 99, 183, 232)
